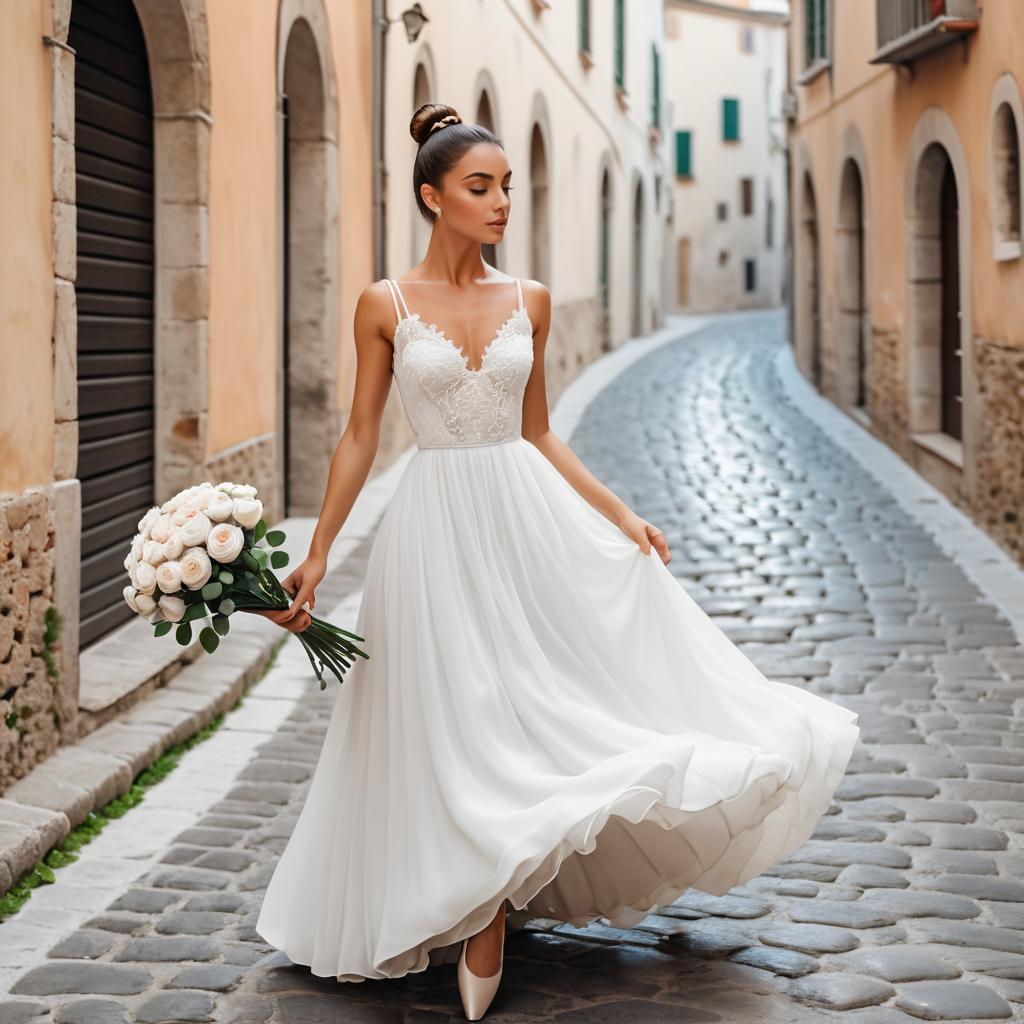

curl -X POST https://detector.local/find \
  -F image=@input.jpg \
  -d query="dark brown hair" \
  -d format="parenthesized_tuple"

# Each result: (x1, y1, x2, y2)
(410, 103, 503, 225)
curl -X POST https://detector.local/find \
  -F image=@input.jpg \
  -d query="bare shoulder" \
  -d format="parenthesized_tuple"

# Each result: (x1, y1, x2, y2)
(355, 279, 400, 339)
(517, 278, 551, 322)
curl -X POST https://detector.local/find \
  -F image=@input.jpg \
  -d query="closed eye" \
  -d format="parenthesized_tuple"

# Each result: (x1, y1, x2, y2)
(470, 186, 513, 195)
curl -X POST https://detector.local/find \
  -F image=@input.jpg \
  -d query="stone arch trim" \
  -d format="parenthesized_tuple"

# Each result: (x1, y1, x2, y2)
(794, 145, 822, 388)
(471, 68, 501, 135)
(275, 0, 340, 517)
(988, 71, 1024, 262)
(834, 123, 870, 412)
(903, 105, 974, 478)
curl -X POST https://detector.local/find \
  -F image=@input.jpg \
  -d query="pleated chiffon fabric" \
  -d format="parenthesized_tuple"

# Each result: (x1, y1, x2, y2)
(255, 434, 861, 982)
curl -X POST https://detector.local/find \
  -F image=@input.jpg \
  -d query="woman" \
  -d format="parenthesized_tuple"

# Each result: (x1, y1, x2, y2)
(252, 103, 860, 1021)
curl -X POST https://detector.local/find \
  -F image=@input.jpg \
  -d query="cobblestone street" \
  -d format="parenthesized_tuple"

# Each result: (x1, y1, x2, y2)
(4, 310, 1024, 1022)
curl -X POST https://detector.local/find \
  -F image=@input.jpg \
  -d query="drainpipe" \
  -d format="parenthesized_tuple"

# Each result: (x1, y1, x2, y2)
(372, 0, 387, 279)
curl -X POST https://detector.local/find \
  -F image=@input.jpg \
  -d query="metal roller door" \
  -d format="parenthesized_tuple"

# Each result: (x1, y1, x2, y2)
(69, 0, 155, 648)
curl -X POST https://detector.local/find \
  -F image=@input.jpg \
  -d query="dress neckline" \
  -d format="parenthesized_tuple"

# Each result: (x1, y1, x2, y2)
(386, 278, 528, 375)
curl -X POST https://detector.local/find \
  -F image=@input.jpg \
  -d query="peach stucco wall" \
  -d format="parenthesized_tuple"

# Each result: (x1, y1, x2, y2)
(0, 4, 54, 492)
(795, 0, 1024, 353)
(204, 0, 374, 458)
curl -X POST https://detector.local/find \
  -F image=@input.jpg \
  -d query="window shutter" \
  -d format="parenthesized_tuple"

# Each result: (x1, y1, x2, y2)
(675, 130, 692, 177)
(723, 97, 740, 141)
(578, 0, 590, 53)
(614, 0, 625, 88)
(651, 44, 661, 126)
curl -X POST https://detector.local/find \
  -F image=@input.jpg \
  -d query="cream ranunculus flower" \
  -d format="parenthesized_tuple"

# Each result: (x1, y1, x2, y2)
(150, 513, 175, 545)
(230, 484, 258, 500)
(135, 561, 158, 595)
(162, 530, 185, 560)
(138, 506, 161, 536)
(205, 491, 235, 522)
(142, 539, 166, 566)
(206, 522, 245, 563)
(135, 591, 157, 615)
(179, 547, 213, 590)
(130, 534, 144, 561)
(158, 595, 186, 622)
(179, 510, 213, 547)
(123, 585, 141, 613)
(232, 498, 263, 529)
(156, 560, 183, 594)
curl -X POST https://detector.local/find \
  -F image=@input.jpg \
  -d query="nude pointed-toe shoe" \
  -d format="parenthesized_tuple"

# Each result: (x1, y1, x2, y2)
(457, 909, 506, 1021)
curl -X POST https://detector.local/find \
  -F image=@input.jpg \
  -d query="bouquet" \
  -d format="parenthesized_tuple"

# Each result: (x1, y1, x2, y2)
(122, 480, 368, 690)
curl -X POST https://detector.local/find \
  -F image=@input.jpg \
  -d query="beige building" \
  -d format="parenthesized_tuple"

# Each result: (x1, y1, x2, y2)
(0, 0, 375, 789)
(0, 0, 672, 790)
(788, 0, 1024, 566)
(666, 0, 789, 312)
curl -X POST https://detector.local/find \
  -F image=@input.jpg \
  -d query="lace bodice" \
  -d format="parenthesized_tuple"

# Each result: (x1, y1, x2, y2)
(384, 278, 534, 449)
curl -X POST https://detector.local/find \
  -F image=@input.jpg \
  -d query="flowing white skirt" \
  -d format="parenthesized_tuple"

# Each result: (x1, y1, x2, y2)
(254, 436, 860, 982)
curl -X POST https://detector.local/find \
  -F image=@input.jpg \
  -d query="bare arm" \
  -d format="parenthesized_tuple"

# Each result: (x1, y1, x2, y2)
(258, 280, 398, 627)
(519, 281, 671, 564)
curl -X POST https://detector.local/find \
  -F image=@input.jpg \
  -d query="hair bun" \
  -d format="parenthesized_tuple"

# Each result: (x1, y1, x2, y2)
(410, 103, 463, 146)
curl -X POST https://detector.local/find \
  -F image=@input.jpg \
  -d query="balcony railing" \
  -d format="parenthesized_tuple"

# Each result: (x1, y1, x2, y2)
(871, 0, 979, 65)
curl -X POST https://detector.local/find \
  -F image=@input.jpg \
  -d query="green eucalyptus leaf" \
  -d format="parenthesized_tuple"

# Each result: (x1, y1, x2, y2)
(270, 550, 289, 569)
(212, 614, 231, 637)
(199, 626, 220, 654)
(184, 602, 208, 623)
(175, 622, 193, 646)
(218, 571, 234, 585)
(218, 598, 236, 615)
(265, 530, 286, 547)
(254, 519, 267, 542)
(252, 547, 268, 568)
(201, 581, 223, 601)
(154, 620, 173, 637)
(242, 551, 260, 573)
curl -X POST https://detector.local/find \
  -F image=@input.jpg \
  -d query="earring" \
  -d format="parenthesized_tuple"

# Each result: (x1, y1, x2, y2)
(435, 207, 442, 217)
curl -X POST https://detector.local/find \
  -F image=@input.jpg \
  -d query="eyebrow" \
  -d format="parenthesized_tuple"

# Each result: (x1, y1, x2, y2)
(460, 171, 512, 181)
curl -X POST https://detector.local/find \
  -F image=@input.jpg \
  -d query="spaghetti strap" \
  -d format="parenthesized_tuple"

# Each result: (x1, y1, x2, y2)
(382, 279, 403, 325)
(514, 277, 524, 312)
(390, 278, 412, 320)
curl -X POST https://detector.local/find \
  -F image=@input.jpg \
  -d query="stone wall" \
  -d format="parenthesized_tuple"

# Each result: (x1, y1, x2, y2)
(865, 323, 908, 454)
(0, 488, 75, 792)
(973, 336, 1024, 564)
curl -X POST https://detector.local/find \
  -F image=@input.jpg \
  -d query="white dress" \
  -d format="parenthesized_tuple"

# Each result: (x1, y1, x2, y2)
(254, 276, 861, 983)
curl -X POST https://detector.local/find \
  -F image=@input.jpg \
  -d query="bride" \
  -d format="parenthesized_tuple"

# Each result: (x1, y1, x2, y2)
(250, 103, 860, 1021)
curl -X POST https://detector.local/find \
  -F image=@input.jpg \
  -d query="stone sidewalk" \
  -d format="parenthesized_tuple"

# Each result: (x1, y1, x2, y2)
(2, 310, 1024, 1022)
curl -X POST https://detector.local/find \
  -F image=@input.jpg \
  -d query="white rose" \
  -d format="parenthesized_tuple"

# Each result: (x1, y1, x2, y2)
(150, 513, 175, 544)
(229, 484, 258, 500)
(158, 595, 186, 622)
(179, 510, 212, 547)
(232, 498, 263, 529)
(130, 534, 144, 561)
(156, 560, 183, 594)
(205, 492, 234, 522)
(162, 530, 185, 560)
(123, 585, 141, 613)
(207, 522, 245, 563)
(135, 561, 158, 595)
(180, 547, 213, 590)
(142, 539, 166, 566)
(215, 481, 236, 494)
(135, 591, 157, 615)
(138, 506, 161, 535)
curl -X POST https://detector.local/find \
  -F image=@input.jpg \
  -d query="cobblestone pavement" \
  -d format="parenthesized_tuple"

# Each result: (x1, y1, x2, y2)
(4, 310, 1024, 1022)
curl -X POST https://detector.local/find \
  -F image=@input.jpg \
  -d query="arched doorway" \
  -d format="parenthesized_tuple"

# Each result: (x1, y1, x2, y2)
(475, 89, 500, 270)
(800, 172, 822, 389)
(837, 158, 867, 411)
(279, 6, 339, 516)
(70, 0, 155, 647)
(909, 143, 963, 442)
(599, 167, 612, 347)
(529, 124, 550, 285)
(631, 178, 644, 337)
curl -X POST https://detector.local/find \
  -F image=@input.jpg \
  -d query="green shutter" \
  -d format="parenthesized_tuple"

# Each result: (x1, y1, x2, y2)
(675, 130, 692, 177)
(578, 0, 590, 53)
(804, 0, 816, 64)
(614, 0, 624, 88)
(651, 45, 660, 126)
(723, 98, 740, 141)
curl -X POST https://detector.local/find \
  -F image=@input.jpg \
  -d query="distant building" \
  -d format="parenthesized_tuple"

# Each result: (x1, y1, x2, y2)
(787, 0, 1024, 566)
(665, 0, 790, 312)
